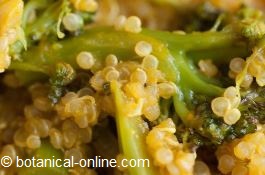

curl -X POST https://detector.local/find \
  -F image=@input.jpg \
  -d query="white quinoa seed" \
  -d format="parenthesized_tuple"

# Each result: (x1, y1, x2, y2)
(76, 51, 95, 70)
(124, 16, 142, 33)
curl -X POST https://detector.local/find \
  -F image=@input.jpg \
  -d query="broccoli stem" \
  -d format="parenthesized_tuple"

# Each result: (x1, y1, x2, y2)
(22, 0, 53, 28)
(173, 91, 191, 126)
(143, 29, 245, 51)
(187, 46, 249, 64)
(18, 141, 68, 175)
(10, 27, 247, 75)
(171, 50, 224, 126)
(10, 27, 178, 79)
(111, 81, 158, 175)
(173, 50, 223, 96)
(24, 0, 68, 42)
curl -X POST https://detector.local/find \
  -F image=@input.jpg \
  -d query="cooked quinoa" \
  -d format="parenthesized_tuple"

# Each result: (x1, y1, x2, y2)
(1, 0, 265, 175)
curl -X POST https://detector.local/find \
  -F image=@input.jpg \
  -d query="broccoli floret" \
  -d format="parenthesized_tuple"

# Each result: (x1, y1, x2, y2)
(240, 86, 265, 124)
(196, 102, 232, 145)
(183, 93, 258, 146)
(49, 62, 76, 103)
(241, 19, 265, 40)
(231, 7, 265, 40)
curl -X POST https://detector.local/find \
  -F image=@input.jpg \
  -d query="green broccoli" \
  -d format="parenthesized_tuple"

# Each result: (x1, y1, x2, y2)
(10, 0, 95, 58)
(18, 141, 68, 175)
(49, 62, 76, 103)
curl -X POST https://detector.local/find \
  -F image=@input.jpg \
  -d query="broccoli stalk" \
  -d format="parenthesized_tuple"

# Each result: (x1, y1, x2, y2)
(10, 27, 247, 74)
(23, 0, 70, 42)
(18, 141, 68, 175)
(15, 0, 94, 52)
(111, 80, 158, 175)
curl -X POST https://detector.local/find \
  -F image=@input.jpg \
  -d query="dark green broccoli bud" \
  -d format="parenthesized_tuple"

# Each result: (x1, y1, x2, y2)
(240, 86, 265, 124)
(175, 91, 260, 146)
(48, 62, 76, 103)
(241, 19, 265, 40)
(232, 116, 257, 137)
(51, 62, 76, 86)
(197, 107, 232, 144)
(233, 7, 265, 40)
